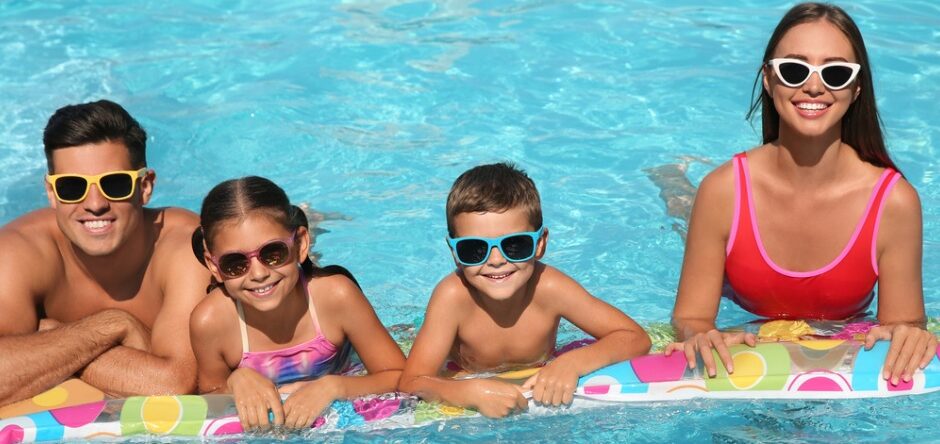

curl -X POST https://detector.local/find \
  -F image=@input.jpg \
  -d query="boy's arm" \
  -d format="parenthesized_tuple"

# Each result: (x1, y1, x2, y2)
(78, 236, 209, 396)
(399, 278, 527, 418)
(0, 228, 140, 406)
(525, 266, 650, 406)
(549, 266, 651, 371)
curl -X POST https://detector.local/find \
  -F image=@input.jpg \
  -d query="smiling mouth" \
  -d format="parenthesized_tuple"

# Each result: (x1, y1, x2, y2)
(793, 101, 831, 118)
(483, 271, 515, 281)
(247, 281, 279, 297)
(81, 220, 113, 233)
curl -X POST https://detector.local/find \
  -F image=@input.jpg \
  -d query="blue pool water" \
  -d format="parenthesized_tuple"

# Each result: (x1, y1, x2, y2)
(1, 0, 939, 441)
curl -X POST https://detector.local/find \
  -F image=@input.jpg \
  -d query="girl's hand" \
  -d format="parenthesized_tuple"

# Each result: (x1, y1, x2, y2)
(227, 367, 285, 431)
(664, 329, 757, 377)
(865, 324, 938, 385)
(522, 357, 579, 407)
(282, 376, 342, 429)
(464, 379, 528, 418)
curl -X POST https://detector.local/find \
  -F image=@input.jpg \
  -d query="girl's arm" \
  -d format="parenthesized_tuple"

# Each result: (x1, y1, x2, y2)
(522, 265, 650, 406)
(190, 296, 285, 430)
(280, 274, 406, 428)
(867, 178, 936, 384)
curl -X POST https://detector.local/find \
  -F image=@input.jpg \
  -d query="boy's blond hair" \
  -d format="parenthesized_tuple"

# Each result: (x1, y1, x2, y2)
(446, 162, 542, 237)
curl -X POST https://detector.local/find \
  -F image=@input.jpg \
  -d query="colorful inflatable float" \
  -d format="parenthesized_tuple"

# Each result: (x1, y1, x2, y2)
(1, 320, 939, 443)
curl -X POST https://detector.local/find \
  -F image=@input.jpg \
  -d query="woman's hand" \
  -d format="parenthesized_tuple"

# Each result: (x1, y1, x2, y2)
(463, 379, 528, 418)
(281, 376, 343, 429)
(227, 367, 284, 431)
(664, 329, 757, 377)
(522, 357, 579, 407)
(865, 324, 938, 385)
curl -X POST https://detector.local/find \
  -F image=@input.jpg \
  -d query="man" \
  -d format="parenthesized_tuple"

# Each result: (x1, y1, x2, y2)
(0, 100, 209, 406)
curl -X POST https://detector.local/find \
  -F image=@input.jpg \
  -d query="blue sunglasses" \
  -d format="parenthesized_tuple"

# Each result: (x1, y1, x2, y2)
(447, 227, 545, 266)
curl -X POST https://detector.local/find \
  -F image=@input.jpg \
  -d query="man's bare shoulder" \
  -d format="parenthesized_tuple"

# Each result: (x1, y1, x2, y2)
(147, 207, 210, 301)
(150, 207, 200, 246)
(0, 209, 62, 285)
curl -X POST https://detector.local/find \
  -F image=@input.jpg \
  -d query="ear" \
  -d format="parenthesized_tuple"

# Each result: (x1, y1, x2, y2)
(534, 227, 549, 260)
(202, 241, 224, 282)
(446, 237, 464, 270)
(139, 169, 155, 206)
(853, 85, 861, 103)
(44, 177, 58, 209)
(296, 226, 311, 264)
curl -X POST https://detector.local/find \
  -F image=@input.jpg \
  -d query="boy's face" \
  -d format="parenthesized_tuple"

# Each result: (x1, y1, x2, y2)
(45, 141, 154, 257)
(450, 207, 547, 301)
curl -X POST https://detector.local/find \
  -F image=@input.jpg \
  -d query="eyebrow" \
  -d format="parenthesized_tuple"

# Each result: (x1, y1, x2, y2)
(779, 54, 853, 63)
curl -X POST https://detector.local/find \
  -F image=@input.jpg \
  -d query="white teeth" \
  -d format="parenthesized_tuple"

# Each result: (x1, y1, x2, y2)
(797, 102, 828, 110)
(83, 220, 111, 229)
(251, 284, 274, 293)
(486, 273, 511, 279)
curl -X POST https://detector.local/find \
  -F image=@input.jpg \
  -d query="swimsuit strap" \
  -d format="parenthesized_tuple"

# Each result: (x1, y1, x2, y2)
(235, 300, 251, 354)
(303, 274, 323, 337)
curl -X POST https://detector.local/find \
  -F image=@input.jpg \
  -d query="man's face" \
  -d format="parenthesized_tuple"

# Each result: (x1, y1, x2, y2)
(46, 141, 154, 257)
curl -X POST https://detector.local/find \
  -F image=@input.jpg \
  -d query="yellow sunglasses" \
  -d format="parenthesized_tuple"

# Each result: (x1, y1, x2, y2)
(46, 168, 151, 204)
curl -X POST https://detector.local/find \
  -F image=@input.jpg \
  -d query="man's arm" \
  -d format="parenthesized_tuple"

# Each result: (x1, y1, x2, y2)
(0, 225, 142, 405)
(77, 226, 209, 396)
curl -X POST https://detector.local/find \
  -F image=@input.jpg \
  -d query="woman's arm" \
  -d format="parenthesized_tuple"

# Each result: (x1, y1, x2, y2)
(668, 163, 756, 376)
(868, 178, 936, 384)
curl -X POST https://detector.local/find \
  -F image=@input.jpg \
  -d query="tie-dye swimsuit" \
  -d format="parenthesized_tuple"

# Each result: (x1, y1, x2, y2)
(235, 278, 350, 385)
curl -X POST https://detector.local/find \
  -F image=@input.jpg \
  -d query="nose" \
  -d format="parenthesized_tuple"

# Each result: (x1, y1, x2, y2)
(486, 246, 507, 266)
(802, 71, 825, 96)
(247, 256, 271, 281)
(82, 184, 111, 215)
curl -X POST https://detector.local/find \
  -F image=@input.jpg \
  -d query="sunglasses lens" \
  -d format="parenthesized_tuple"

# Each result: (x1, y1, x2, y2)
(821, 65, 854, 89)
(259, 241, 291, 267)
(218, 253, 251, 278)
(99, 173, 135, 200)
(455, 239, 488, 265)
(778, 62, 810, 86)
(54, 176, 89, 202)
(501, 234, 535, 261)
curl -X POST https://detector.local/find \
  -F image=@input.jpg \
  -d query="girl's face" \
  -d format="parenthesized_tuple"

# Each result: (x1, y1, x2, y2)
(764, 20, 860, 140)
(205, 213, 310, 311)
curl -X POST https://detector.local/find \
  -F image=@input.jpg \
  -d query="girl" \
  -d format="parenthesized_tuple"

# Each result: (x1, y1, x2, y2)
(668, 3, 935, 385)
(190, 176, 404, 430)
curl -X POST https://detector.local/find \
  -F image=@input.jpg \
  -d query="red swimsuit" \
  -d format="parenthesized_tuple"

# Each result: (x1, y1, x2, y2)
(724, 153, 901, 320)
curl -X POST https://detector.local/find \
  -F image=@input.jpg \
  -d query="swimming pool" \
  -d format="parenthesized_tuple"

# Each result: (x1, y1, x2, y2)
(1, 0, 938, 441)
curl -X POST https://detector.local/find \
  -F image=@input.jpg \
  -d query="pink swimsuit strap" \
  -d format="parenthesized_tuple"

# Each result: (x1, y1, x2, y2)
(724, 152, 901, 320)
(235, 276, 347, 385)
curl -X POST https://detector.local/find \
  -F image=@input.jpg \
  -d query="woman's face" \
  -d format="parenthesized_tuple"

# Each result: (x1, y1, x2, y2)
(764, 20, 860, 140)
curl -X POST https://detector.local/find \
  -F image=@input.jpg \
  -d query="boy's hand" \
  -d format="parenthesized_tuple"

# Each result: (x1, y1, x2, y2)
(664, 330, 756, 377)
(465, 379, 528, 418)
(522, 358, 578, 407)
(282, 376, 342, 429)
(227, 367, 285, 431)
(865, 324, 937, 386)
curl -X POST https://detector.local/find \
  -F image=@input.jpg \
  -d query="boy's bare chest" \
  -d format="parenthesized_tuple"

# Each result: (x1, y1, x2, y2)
(453, 310, 559, 371)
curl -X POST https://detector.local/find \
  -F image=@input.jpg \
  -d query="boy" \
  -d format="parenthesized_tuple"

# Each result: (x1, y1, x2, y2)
(399, 162, 650, 418)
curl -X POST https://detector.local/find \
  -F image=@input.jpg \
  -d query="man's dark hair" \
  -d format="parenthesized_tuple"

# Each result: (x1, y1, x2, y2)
(43, 100, 147, 172)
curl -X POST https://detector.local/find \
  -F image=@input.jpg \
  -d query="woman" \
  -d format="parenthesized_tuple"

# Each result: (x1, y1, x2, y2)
(668, 3, 935, 386)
